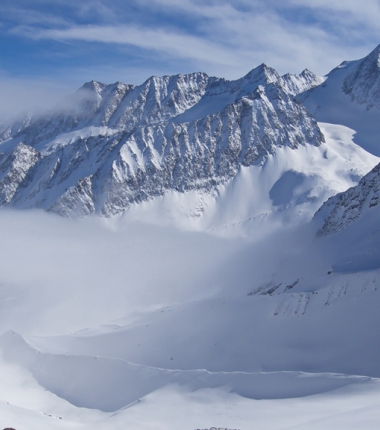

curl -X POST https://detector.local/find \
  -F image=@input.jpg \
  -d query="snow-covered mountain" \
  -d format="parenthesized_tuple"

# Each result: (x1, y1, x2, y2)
(0, 65, 324, 216)
(0, 61, 375, 228)
(299, 44, 380, 155)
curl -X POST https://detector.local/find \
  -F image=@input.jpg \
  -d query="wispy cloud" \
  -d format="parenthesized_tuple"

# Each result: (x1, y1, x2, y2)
(1, 0, 379, 118)
(7, 0, 379, 78)
(12, 24, 244, 68)
(286, 0, 380, 27)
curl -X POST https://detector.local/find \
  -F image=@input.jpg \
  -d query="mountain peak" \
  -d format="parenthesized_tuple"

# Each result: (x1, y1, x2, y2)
(280, 69, 324, 96)
(366, 43, 380, 60)
(243, 63, 279, 82)
(300, 68, 317, 78)
(80, 80, 107, 94)
(0, 60, 325, 217)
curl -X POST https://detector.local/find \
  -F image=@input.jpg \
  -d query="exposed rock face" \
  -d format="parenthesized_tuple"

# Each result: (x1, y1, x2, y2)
(0, 65, 324, 217)
(0, 143, 40, 205)
(316, 162, 380, 235)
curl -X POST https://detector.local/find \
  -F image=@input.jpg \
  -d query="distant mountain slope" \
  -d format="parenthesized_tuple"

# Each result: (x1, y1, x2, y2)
(298, 44, 380, 155)
(316, 161, 380, 235)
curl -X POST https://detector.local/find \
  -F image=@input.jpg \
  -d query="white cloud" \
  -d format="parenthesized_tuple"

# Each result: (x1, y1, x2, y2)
(8, 0, 379, 80)
(1, 0, 379, 121)
(129, 0, 380, 74)
(13, 24, 244, 68)
(0, 210, 242, 335)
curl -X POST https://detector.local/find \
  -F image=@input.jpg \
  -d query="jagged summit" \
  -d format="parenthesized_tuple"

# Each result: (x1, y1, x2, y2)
(243, 63, 279, 81)
(0, 64, 320, 147)
(80, 80, 107, 93)
(280, 68, 325, 96)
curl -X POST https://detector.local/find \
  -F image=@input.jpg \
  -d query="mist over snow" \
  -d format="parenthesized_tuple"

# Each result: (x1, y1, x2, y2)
(2, 216, 377, 423)
(0, 210, 244, 335)
(1, 205, 380, 428)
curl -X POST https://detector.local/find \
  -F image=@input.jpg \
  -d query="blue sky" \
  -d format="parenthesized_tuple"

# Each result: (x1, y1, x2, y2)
(1, 0, 380, 118)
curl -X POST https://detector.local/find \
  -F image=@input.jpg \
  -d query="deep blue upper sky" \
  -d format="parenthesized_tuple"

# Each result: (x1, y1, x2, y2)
(1, 0, 379, 118)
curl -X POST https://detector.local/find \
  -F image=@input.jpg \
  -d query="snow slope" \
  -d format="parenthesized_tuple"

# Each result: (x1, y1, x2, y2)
(299, 44, 380, 156)
(316, 162, 380, 235)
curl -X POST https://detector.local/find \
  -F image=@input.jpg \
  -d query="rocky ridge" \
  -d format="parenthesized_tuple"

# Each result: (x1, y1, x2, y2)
(316, 162, 380, 235)
(0, 64, 324, 217)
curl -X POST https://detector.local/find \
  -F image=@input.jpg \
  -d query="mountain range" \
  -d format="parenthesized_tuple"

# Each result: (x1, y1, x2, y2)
(2, 45, 380, 430)
(0, 47, 369, 224)
(1, 46, 380, 233)
(0, 64, 324, 218)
